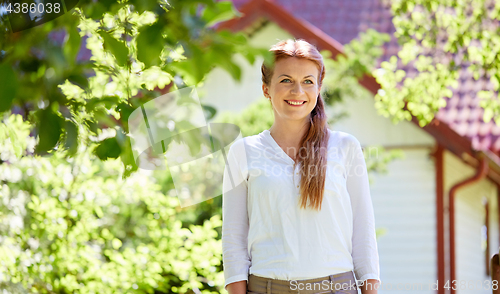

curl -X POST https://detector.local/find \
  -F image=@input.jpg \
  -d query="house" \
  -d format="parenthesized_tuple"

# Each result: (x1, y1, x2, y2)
(200, 0, 500, 293)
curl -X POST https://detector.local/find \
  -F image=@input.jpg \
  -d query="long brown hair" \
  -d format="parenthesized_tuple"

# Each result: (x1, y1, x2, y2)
(261, 39, 330, 211)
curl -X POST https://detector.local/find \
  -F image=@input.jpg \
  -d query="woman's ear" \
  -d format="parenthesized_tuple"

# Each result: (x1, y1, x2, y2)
(262, 83, 270, 99)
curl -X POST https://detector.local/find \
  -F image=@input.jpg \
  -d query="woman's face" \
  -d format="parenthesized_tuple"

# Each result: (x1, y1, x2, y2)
(262, 57, 321, 125)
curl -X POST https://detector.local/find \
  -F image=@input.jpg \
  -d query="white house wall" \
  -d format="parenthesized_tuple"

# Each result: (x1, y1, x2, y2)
(444, 150, 499, 294)
(330, 93, 436, 147)
(368, 149, 436, 294)
(333, 87, 437, 293)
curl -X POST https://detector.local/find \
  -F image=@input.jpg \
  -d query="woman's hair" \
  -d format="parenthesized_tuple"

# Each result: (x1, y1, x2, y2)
(261, 39, 330, 211)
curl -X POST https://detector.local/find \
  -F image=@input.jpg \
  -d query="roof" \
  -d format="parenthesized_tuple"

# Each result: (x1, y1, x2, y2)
(223, 0, 500, 156)
(436, 70, 500, 152)
(229, 0, 397, 49)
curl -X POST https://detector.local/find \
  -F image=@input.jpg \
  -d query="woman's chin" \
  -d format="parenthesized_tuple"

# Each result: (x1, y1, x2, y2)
(279, 114, 312, 123)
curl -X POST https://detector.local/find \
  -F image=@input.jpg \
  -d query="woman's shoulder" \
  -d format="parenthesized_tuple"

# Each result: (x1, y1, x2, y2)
(227, 131, 267, 155)
(327, 128, 360, 149)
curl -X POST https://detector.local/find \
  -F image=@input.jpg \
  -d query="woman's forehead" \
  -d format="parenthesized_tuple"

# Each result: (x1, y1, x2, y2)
(273, 57, 320, 77)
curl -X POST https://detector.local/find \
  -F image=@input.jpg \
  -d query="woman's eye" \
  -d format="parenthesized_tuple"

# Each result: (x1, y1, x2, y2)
(281, 78, 291, 83)
(304, 80, 313, 84)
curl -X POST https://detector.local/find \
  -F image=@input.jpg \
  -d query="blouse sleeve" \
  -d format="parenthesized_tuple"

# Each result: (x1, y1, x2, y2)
(345, 136, 381, 284)
(221, 141, 251, 289)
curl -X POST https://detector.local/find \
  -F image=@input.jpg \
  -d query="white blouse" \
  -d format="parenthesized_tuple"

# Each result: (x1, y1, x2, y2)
(221, 129, 380, 289)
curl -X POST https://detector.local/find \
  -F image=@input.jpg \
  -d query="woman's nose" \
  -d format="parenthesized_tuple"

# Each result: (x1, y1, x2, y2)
(291, 83, 304, 94)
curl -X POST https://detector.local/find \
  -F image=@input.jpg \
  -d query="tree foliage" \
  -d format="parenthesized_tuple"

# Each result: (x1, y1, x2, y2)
(321, 28, 392, 125)
(0, 113, 224, 293)
(0, 1, 269, 293)
(0, 0, 266, 177)
(373, 0, 500, 126)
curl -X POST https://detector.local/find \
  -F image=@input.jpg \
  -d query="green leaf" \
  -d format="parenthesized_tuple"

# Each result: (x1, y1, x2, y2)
(116, 102, 134, 131)
(94, 137, 122, 160)
(94, 206, 104, 218)
(85, 96, 119, 112)
(87, 2, 106, 19)
(0, 63, 18, 113)
(207, 45, 241, 81)
(112, 238, 122, 249)
(131, 0, 158, 14)
(98, 30, 129, 67)
(239, 45, 268, 66)
(136, 22, 164, 68)
(86, 0, 118, 19)
(484, 107, 493, 123)
(202, 104, 217, 120)
(85, 118, 99, 134)
(8, 131, 21, 158)
(67, 73, 89, 90)
(63, 25, 82, 64)
(202, 1, 241, 27)
(216, 30, 247, 46)
(120, 136, 138, 179)
(63, 119, 79, 156)
(34, 108, 63, 154)
(169, 60, 201, 85)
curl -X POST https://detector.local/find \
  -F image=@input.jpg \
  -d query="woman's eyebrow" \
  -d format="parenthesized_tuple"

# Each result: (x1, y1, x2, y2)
(277, 74, 317, 80)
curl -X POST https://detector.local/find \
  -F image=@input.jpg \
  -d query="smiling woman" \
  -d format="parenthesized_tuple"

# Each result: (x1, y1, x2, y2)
(261, 40, 327, 209)
(264, 57, 320, 112)
(222, 39, 381, 294)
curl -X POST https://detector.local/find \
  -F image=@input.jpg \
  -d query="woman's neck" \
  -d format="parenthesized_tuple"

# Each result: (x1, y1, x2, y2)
(269, 118, 310, 149)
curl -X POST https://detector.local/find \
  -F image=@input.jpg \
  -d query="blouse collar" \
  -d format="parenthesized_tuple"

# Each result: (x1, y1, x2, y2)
(262, 129, 296, 165)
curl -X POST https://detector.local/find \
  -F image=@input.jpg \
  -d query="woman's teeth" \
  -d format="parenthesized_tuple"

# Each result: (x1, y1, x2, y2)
(286, 100, 305, 105)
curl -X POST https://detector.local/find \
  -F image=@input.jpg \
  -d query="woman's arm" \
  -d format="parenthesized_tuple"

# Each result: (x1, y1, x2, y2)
(226, 280, 247, 294)
(360, 279, 381, 294)
(222, 141, 251, 292)
(345, 136, 381, 293)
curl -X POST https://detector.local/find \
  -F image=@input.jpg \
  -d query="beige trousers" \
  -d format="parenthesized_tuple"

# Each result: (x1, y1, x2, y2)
(247, 271, 358, 294)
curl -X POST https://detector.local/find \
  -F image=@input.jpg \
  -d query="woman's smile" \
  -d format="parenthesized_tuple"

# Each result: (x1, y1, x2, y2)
(285, 100, 306, 106)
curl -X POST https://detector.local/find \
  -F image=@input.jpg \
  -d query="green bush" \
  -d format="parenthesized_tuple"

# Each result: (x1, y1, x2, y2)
(0, 113, 223, 294)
